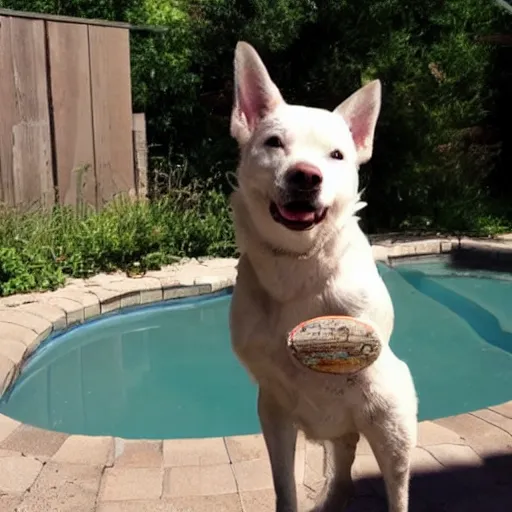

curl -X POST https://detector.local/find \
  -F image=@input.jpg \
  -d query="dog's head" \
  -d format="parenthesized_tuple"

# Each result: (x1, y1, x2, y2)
(230, 42, 381, 254)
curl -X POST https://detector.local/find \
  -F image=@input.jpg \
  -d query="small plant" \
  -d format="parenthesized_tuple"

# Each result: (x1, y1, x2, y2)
(0, 181, 236, 297)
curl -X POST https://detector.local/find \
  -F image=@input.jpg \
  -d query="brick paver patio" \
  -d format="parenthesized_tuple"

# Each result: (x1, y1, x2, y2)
(0, 236, 511, 511)
(1, 410, 512, 511)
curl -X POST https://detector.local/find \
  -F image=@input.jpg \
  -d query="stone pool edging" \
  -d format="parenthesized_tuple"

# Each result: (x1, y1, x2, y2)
(0, 257, 238, 397)
(0, 234, 512, 510)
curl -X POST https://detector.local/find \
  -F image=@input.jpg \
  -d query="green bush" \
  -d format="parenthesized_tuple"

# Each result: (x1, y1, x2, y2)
(0, 185, 236, 296)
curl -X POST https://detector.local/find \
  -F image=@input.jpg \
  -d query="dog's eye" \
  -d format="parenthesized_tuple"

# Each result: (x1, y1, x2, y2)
(330, 150, 344, 160)
(265, 136, 284, 149)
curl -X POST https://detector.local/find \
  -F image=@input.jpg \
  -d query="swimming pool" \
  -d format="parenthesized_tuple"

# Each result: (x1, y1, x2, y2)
(1, 256, 511, 439)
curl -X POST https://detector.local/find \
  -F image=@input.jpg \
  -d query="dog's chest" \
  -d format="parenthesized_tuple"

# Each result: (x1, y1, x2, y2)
(231, 272, 371, 437)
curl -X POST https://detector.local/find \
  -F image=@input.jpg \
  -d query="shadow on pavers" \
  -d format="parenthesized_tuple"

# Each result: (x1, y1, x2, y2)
(346, 452, 512, 511)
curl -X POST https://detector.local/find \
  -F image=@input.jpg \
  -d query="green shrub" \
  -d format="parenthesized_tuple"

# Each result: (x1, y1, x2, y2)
(0, 184, 236, 297)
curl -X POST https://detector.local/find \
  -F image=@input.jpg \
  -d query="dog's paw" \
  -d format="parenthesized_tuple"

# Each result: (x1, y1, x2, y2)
(304, 481, 355, 512)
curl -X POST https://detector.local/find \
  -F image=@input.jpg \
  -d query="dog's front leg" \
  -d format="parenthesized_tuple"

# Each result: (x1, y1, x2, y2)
(359, 354, 417, 512)
(363, 420, 415, 512)
(258, 388, 298, 512)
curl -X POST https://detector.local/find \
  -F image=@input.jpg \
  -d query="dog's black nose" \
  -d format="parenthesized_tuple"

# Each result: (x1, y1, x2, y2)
(286, 164, 323, 191)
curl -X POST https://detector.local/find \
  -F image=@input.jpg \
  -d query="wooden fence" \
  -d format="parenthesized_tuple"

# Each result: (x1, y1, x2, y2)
(0, 9, 147, 209)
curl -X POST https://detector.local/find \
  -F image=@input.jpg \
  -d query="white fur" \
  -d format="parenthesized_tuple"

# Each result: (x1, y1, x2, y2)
(229, 41, 418, 512)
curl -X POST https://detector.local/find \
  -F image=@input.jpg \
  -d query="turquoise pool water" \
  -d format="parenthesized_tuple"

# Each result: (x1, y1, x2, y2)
(1, 257, 512, 439)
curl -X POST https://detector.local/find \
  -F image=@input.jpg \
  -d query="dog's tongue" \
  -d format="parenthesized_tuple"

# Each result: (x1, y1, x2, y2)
(277, 204, 315, 222)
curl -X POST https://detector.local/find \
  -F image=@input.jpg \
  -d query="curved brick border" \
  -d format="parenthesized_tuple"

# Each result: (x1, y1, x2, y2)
(0, 235, 511, 510)
(0, 257, 238, 396)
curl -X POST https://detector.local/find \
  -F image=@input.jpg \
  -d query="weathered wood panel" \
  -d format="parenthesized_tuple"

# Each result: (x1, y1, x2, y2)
(1, 15, 136, 209)
(132, 113, 148, 199)
(0, 16, 16, 205)
(0, 17, 54, 207)
(88, 26, 134, 204)
(47, 21, 96, 207)
(12, 123, 54, 208)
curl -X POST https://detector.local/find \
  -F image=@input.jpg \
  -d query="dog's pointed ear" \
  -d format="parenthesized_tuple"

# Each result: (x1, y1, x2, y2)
(334, 80, 382, 164)
(231, 42, 284, 144)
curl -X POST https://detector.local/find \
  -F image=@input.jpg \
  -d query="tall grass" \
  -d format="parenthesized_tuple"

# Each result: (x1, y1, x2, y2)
(0, 181, 235, 297)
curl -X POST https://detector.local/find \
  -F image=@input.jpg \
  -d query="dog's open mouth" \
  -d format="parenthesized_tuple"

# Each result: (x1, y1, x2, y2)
(270, 201, 327, 231)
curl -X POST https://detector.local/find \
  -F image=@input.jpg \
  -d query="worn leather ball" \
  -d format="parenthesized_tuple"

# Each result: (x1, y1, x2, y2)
(287, 316, 382, 374)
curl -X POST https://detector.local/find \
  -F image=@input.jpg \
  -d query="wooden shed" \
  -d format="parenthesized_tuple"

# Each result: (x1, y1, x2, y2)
(0, 8, 148, 209)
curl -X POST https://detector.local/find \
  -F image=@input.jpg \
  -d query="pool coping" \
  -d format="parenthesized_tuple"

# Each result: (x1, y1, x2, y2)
(1, 234, 512, 510)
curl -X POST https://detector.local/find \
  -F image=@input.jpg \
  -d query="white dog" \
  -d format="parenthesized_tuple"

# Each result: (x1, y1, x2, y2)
(229, 41, 418, 512)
